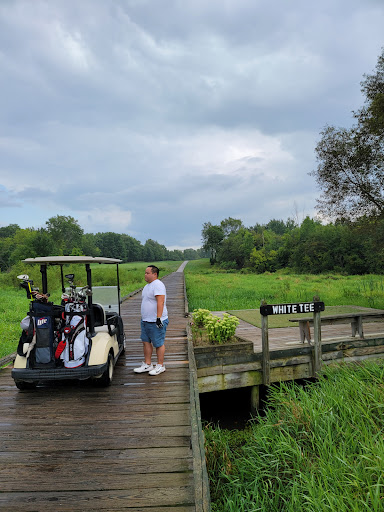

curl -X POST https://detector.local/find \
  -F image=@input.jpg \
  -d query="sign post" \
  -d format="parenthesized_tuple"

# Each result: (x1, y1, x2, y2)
(313, 308, 322, 377)
(260, 301, 270, 385)
(260, 300, 325, 382)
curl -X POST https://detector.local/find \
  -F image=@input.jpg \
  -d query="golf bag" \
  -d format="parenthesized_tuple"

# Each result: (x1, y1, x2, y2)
(57, 302, 89, 368)
(28, 302, 57, 368)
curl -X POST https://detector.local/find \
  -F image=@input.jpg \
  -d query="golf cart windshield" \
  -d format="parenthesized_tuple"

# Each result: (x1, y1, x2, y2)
(91, 286, 120, 314)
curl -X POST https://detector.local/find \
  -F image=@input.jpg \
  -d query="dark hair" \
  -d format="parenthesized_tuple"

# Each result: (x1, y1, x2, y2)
(147, 265, 159, 276)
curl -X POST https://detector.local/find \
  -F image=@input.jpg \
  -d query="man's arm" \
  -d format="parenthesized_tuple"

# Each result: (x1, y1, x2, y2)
(155, 294, 165, 318)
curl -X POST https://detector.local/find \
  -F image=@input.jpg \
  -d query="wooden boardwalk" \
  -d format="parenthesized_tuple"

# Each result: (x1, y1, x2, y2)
(0, 267, 208, 511)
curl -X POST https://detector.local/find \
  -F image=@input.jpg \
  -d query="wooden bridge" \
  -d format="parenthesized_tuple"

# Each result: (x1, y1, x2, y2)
(0, 265, 210, 511)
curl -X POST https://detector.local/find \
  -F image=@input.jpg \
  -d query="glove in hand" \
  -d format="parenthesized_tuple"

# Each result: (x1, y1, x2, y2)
(156, 317, 163, 328)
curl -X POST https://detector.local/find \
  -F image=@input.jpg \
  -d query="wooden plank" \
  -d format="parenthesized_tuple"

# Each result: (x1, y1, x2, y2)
(0, 446, 192, 463)
(0, 486, 195, 511)
(0, 460, 194, 490)
(0, 436, 192, 452)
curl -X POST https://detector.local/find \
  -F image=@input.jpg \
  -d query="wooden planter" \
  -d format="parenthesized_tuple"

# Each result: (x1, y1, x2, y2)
(193, 339, 255, 369)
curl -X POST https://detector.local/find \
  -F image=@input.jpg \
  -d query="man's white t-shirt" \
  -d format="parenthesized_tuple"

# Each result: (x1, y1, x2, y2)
(141, 279, 168, 322)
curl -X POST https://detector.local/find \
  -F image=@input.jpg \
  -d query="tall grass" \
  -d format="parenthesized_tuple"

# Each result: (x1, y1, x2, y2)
(0, 260, 182, 359)
(185, 259, 384, 311)
(205, 361, 384, 511)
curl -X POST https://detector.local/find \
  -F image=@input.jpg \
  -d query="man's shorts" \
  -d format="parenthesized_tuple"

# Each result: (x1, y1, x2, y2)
(140, 319, 169, 348)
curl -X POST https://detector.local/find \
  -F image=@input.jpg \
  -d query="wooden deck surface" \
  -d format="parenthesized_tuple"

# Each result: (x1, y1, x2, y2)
(0, 268, 202, 511)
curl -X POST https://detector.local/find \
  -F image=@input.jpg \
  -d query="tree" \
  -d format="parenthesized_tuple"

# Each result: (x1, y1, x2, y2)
(143, 239, 166, 261)
(313, 125, 384, 219)
(312, 48, 384, 220)
(0, 224, 20, 238)
(218, 228, 254, 269)
(201, 222, 224, 264)
(95, 232, 126, 259)
(81, 233, 101, 257)
(359, 49, 384, 136)
(220, 217, 244, 237)
(46, 215, 84, 255)
(121, 234, 143, 262)
(183, 248, 199, 260)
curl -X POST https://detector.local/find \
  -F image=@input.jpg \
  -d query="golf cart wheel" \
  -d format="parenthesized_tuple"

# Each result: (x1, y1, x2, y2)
(96, 352, 114, 387)
(15, 381, 37, 391)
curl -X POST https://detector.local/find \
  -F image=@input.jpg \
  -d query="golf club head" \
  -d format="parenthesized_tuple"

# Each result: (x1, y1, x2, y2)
(17, 274, 30, 281)
(65, 273, 75, 284)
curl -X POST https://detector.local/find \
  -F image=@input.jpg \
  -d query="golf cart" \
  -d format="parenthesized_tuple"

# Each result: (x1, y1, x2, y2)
(12, 256, 125, 390)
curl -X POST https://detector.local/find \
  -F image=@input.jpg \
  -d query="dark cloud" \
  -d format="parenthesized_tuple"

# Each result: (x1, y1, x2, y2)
(0, 0, 383, 246)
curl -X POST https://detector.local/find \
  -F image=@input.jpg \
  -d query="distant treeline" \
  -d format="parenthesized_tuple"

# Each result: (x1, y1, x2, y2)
(202, 216, 384, 274)
(0, 215, 205, 272)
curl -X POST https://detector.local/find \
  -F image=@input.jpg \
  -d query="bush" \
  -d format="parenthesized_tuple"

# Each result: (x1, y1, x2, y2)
(205, 313, 239, 343)
(191, 308, 239, 344)
(192, 308, 212, 327)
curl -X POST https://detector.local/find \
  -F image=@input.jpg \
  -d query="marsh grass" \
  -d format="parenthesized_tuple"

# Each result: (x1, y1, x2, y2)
(205, 360, 384, 511)
(0, 260, 182, 359)
(185, 259, 384, 311)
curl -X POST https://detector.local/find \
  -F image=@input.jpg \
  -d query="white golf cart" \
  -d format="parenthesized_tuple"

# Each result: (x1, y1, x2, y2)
(12, 256, 125, 390)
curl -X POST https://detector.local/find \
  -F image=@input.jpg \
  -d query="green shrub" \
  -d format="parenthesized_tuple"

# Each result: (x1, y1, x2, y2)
(192, 308, 212, 327)
(191, 308, 239, 344)
(205, 313, 239, 343)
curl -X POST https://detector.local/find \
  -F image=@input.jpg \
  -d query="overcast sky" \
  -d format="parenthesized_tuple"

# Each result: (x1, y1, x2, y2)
(1, 0, 383, 249)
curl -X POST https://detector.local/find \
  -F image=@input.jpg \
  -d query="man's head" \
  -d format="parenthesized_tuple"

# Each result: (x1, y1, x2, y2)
(145, 265, 159, 283)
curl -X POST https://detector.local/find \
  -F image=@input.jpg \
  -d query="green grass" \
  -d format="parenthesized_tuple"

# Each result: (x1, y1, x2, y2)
(0, 260, 182, 360)
(228, 305, 382, 328)
(205, 360, 384, 511)
(185, 259, 384, 311)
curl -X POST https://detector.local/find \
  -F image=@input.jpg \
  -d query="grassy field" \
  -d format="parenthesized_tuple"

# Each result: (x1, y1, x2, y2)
(185, 259, 384, 311)
(0, 260, 182, 360)
(205, 360, 384, 511)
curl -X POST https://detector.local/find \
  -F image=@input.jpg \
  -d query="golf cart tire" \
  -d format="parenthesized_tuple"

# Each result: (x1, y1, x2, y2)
(15, 381, 37, 391)
(94, 352, 114, 387)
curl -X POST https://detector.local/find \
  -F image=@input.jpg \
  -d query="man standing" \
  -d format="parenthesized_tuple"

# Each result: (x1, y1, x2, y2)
(134, 265, 168, 375)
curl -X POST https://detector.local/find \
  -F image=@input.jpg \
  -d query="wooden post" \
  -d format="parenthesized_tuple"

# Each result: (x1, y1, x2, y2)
(313, 309, 322, 377)
(250, 385, 260, 414)
(261, 313, 270, 386)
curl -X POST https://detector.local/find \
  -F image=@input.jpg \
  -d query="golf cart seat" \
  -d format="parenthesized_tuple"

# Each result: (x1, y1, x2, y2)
(92, 303, 106, 327)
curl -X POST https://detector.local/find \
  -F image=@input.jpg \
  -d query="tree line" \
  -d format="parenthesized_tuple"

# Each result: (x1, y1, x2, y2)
(0, 215, 205, 272)
(202, 216, 384, 274)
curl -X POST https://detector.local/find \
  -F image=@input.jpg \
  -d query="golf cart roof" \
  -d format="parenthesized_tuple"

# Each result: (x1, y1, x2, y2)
(23, 256, 122, 265)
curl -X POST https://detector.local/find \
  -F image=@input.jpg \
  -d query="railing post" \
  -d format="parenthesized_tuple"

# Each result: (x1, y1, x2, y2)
(250, 385, 260, 414)
(261, 305, 270, 386)
(313, 309, 322, 377)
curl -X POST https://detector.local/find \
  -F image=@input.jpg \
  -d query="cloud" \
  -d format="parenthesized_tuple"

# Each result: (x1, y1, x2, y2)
(0, 0, 383, 247)
(79, 207, 133, 233)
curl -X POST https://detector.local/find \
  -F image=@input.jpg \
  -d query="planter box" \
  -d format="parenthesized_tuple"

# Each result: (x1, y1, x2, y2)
(193, 339, 255, 369)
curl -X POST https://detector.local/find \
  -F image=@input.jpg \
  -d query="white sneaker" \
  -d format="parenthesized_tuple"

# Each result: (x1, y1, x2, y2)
(134, 362, 154, 373)
(149, 364, 166, 376)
